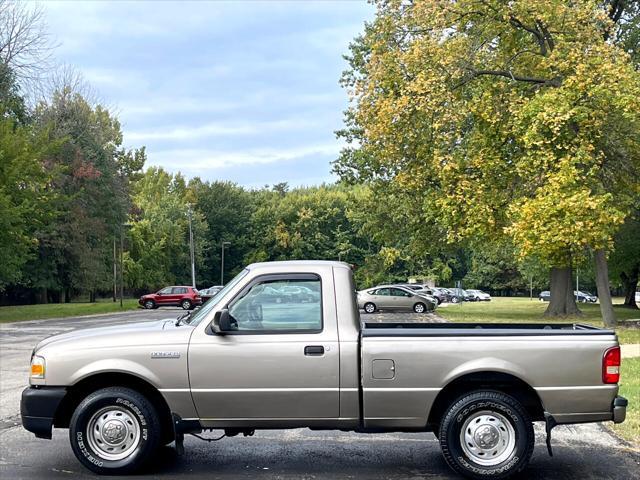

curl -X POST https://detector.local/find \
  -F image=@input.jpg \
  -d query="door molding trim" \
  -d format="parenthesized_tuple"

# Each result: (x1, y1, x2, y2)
(161, 387, 341, 393)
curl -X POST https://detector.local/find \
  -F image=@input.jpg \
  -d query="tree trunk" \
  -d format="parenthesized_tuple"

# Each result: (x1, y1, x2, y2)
(594, 249, 617, 327)
(621, 267, 639, 309)
(64, 288, 71, 303)
(36, 288, 47, 304)
(544, 266, 581, 317)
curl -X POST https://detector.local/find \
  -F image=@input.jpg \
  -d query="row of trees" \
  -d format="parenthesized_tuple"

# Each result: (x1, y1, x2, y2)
(1, 1, 638, 322)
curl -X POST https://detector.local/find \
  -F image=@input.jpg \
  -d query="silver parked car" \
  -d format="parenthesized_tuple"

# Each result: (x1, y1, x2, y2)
(357, 285, 437, 313)
(466, 289, 492, 301)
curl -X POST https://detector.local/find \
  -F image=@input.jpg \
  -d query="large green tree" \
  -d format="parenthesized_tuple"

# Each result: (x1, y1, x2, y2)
(125, 167, 207, 291)
(336, 0, 640, 325)
(610, 211, 640, 308)
(187, 179, 253, 286)
(0, 71, 56, 289)
(23, 88, 144, 302)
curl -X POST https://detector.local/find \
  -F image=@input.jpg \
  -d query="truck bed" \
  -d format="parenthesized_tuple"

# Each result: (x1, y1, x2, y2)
(359, 320, 618, 429)
(362, 322, 613, 337)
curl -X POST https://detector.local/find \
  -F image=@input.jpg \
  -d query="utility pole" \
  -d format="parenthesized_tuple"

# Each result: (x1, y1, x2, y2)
(119, 229, 124, 308)
(576, 269, 579, 297)
(187, 205, 196, 288)
(113, 237, 117, 302)
(530, 275, 533, 301)
(220, 241, 231, 285)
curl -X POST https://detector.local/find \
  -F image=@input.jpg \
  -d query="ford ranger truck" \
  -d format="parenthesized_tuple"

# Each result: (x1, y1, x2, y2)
(21, 260, 627, 479)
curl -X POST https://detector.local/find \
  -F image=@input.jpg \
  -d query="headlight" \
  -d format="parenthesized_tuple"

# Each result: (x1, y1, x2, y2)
(30, 355, 46, 379)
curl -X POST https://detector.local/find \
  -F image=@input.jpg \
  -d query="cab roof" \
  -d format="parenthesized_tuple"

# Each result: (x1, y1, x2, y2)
(246, 260, 352, 271)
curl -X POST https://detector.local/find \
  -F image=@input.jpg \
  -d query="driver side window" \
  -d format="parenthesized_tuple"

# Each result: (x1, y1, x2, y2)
(228, 276, 322, 332)
(158, 287, 172, 295)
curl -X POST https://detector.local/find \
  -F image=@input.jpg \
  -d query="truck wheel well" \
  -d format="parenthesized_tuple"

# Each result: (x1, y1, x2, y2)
(427, 371, 544, 429)
(54, 373, 175, 444)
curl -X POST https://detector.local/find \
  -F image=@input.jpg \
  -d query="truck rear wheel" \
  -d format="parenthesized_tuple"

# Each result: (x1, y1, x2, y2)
(69, 387, 161, 475)
(438, 390, 534, 479)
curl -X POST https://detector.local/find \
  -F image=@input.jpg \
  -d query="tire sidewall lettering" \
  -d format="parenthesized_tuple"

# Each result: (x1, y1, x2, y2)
(116, 397, 147, 426)
(456, 401, 519, 425)
(70, 388, 159, 474)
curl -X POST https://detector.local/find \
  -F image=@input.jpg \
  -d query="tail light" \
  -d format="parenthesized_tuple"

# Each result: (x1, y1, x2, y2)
(602, 346, 621, 384)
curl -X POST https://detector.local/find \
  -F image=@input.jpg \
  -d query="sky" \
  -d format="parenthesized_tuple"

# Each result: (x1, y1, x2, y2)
(41, 1, 375, 188)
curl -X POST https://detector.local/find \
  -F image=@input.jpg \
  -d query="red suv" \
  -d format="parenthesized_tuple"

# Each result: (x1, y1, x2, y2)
(139, 286, 201, 310)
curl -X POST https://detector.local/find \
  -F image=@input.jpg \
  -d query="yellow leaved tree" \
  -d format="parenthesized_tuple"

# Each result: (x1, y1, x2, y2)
(336, 0, 640, 325)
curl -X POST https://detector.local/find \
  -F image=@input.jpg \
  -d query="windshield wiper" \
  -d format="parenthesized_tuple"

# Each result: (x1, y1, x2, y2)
(175, 311, 191, 326)
(175, 306, 202, 326)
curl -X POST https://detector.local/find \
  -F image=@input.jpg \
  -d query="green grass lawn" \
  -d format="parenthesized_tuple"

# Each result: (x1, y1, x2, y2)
(438, 297, 640, 344)
(612, 356, 640, 445)
(0, 298, 140, 323)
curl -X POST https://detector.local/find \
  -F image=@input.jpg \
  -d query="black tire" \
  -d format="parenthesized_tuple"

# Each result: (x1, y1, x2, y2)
(438, 390, 534, 480)
(143, 299, 155, 310)
(181, 299, 192, 310)
(363, 302, 377, 314)
(69, 387, 161, 475)
(413, 302, 427, 313)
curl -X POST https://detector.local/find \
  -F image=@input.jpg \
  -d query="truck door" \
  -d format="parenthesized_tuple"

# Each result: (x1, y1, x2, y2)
(188, 272, 340, 424)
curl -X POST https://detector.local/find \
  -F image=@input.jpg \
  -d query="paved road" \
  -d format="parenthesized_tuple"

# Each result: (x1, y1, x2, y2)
(1, 310, 638, 479)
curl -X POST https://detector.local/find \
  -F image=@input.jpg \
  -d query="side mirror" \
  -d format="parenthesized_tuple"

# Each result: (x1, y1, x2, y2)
(209, 309, 232, 335)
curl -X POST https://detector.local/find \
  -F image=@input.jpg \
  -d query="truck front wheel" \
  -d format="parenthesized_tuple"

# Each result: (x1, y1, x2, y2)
(69, 387, 161, 475)
(438, 390, 534, 479)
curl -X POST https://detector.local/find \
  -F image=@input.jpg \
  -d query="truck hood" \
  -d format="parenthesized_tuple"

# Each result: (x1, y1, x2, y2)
(35, 318, 186, 352)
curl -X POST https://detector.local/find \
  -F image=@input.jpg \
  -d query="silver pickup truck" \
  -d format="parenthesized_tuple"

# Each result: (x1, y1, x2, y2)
(21, 260, 627, 479)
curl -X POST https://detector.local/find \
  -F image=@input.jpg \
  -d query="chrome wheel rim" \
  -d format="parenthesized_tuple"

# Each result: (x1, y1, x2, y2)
(86, 406, 141, 461)
(414, 304, 425, 313)
(460, 410, 516, 466)
(145, 301, 153, 309)
(365, 304, 375, 313)
(182, 301, 190, 309)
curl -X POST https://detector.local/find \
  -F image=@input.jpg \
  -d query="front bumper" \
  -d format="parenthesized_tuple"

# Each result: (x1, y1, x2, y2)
(613, 395, 628, 424)
(21, 386, 67, 439)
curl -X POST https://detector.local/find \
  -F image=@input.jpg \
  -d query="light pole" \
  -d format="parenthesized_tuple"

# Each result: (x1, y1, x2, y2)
(113, 237, 117, 302)
(187, 205, 196, 288)
(119, 223, 132, 308)
(220, 241, 230, 285)
(120, 229, 124, 307)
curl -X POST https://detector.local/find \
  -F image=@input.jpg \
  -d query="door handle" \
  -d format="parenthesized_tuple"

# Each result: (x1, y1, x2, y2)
(304, 345, 324, 356)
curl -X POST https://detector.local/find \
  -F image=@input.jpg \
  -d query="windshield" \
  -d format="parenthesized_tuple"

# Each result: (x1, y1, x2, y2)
(187, 269, 249, 326)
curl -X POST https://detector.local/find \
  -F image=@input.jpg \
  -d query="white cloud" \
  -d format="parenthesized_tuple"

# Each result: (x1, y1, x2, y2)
(126, 117, 322, 142)
(149, 143, 344, 171)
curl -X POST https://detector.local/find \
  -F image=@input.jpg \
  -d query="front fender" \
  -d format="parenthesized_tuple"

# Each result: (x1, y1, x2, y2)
(69, 359, 163, 388)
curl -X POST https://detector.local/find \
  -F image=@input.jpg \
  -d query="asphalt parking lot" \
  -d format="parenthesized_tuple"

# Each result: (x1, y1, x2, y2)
(1, 308, 639, 479)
